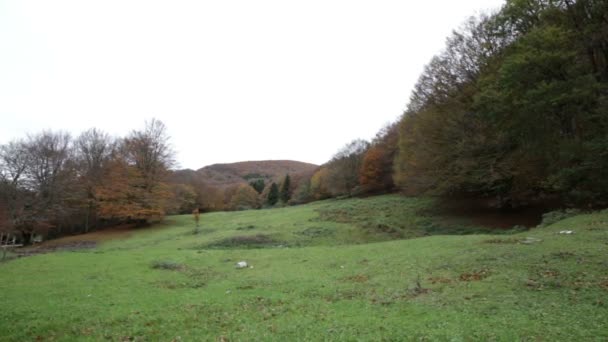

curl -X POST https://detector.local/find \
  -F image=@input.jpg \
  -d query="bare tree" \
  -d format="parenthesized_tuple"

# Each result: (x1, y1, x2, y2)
(0, 140, 29, 228)
(75, 128, 115, 232)
(22, 131, 75, 240)
(123, 118, 175, 188)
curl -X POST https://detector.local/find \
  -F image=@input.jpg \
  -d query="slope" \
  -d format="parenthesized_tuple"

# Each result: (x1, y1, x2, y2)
(0, 195, 606, 341)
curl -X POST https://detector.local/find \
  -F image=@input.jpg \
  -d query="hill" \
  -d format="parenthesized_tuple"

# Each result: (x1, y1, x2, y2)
(198, 160, 318, 186)
(1, 195, 607, 340)
(171, 160, 318, 187)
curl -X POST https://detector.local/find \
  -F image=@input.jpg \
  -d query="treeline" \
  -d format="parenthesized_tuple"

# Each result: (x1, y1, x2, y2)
(0, 119, 175, 243)
(396, 0, 608, 208)
(183, 174, 304, 213)
(294, 124, 399, 202)
(169, 173, 302, 213)
(302, 0, 608, 208)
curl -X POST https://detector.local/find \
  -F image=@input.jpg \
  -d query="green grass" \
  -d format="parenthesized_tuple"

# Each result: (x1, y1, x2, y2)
(1, 195, 607, 341)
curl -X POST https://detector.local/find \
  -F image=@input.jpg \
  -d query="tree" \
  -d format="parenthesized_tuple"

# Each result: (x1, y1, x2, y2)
(168, 183, 197, 214)
(74, 128, 114, 232)
(291, 176, 313, 204)
(310, 167, 331, 200)
(117, 119, 175, 223)
(279, 174, 291, 203)
(326, 139, 369, 196)
(0, 140, 29, 235)
(249, 179, 265, 194)
(22, 131, 77, 239)
(267, 183, 279, 206)
(359, 123, 399, 194)
(230, 184, 261, 210)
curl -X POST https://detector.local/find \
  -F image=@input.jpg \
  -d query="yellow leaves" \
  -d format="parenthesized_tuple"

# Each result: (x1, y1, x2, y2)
(94, 159, 170, 221)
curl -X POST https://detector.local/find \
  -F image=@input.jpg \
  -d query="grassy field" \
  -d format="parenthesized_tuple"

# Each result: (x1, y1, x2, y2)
(1, 195, 607, 341)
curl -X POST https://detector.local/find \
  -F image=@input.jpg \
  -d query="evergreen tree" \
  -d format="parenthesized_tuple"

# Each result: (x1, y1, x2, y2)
(249, 179, 265, 194)
(267, 183, 279, 206)
(279, 174, 291, 203)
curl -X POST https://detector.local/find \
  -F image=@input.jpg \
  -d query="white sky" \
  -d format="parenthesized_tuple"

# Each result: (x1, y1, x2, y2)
(0, 0, 504, 169)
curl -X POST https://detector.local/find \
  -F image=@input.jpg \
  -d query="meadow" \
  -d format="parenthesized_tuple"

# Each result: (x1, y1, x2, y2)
(1, 195, 607, 341)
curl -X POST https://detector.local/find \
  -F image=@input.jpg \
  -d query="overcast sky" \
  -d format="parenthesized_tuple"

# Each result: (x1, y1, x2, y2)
(0, 0, 504, 169)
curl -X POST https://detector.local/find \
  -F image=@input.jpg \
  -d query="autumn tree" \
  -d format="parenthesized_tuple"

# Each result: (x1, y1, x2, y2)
(196, 183, 224, 211)
(74, 128, 114, 232)
(230, 184, 261, 210)
(116, 119, 175, 222)
(168, 183, 197, 214)
(310, 167, 331, 200)
(326, 139, 369, 196)
(359, 123, 399, 194)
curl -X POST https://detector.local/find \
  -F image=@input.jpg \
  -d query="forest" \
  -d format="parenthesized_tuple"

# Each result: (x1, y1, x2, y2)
(1, 0, 607, 243)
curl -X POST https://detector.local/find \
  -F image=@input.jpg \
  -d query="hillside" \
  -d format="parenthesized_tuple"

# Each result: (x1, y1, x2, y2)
(1, 195, 607, 340)
(171, 160, 318, 187)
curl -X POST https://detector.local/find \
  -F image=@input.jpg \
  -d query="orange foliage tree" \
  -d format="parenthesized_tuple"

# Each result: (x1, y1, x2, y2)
(359, 123, 399, 194)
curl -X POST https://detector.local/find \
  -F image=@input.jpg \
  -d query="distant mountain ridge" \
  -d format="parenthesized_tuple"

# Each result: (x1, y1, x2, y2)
(171, 160, 318, 188)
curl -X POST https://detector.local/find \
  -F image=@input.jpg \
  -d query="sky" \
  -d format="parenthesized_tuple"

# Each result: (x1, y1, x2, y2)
(0, 0, 505, 170)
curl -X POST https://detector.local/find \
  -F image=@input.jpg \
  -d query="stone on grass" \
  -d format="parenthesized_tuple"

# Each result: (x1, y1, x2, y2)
(559, 230, 574, 235)
(236, 261, 248, 269)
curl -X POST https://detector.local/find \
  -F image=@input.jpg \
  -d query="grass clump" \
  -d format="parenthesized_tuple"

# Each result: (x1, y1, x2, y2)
(150, 260, 183, 270)
(295, 227, 335, 237)
(203, 234, 283, 249)
(236, 225, 256, 231)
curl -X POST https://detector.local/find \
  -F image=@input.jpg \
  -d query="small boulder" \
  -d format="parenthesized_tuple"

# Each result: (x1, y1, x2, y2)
(236, 261, 248, 269)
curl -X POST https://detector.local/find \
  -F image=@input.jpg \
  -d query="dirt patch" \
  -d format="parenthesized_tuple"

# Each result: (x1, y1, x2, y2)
(43, 224, 138, 246)
(340, 274, 369, 283)
(16, 241, 97, 257)
(459, 269, 490, 282)
(8, 224, 156, 258)
(428, 276, 453, 284)
(203, 234, 283, 249)
(295, 227, 335, 237)
(483, 238, 519, 244)
(151, 260, 184, 271)
(551, 251, 577, 259)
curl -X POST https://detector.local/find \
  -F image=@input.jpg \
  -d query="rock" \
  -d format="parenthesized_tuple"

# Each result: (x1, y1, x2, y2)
(236, 261, 248, 269)
(559, 230, 574, 235)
